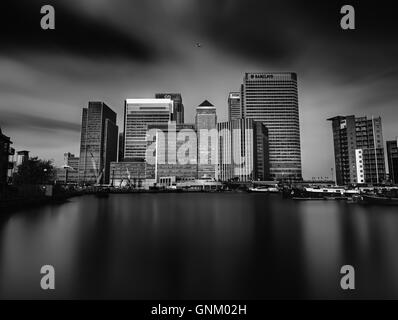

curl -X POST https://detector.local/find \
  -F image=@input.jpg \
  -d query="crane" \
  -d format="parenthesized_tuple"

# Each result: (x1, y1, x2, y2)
(89, 151, 104, 185)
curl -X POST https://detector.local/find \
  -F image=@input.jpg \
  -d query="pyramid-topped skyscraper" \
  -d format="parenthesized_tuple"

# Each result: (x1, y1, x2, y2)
(196, 100, 217, 179)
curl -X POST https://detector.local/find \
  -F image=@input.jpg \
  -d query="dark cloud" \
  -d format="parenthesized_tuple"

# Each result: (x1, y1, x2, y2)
(3, 0, 397, 76)
(0, 0, 155, 61)
(1, 111, 80, 133)
(196, 0, 398, 78)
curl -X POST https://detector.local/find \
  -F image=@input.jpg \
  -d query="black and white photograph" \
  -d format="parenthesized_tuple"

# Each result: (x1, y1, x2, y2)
(1, 0, 398, 309)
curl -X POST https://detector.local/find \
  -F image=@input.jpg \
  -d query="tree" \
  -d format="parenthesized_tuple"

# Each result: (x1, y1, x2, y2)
(13, 157, 55, 185)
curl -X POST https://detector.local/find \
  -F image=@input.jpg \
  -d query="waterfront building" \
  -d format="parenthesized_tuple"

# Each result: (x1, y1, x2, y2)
(387, 138, 398, 184)
(16, 150, 29, 167)
(217, 119, 269, 182)
(241, 72, 302, 182)
(7, 147, 15, 182)
(78, 102, 118, 185)
(145, 122, 197, 182)
(0, 127, 13, 191)
(10, 150, 29, 177)
(123, 99, 173, 161)
(155, 93, 184, 124)
(196, 100, 217, 179)
(328, 115, 386, 185)
(228, 92, 241, 121)
(176, 179, 222, 191)
(56, 153, 79, 183)
(110, 161, 147, 188)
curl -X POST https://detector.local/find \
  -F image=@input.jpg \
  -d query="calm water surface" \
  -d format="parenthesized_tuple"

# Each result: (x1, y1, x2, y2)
(1, 193, 398, 299)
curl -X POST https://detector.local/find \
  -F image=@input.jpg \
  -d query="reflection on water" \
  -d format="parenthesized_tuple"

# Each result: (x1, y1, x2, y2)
(0, 193, 398, 299)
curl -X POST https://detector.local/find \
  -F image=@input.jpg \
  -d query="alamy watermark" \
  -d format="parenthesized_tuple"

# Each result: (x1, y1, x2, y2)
(340, 5, 355, 30)
(145, 124, 253, 170)
(340, 265, 355, 290)
(40, 265, 55, 290)
(40, 5, 55, 30)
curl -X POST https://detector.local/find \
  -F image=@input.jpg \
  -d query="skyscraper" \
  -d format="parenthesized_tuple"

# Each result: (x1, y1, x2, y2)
(123, 98, 173, 161)
(254, 122, 270, 181)
(78, 101, 118, 184)
(328, 115, 386, 185)
(196, 100, 217, 179)
(387, 138, 398, 184)
(228, 92, 241, 121)
(217, 119, 269, 182)
(155, 93, 184, 124)
(241, 72, 302, 182)
(118, 132, 124, 162)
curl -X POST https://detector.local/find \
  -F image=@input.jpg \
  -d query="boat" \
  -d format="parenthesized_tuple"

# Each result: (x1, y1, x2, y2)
(346, 195, 362, 204)
(323, 196, 347, 200)
(248, 186, 279, 193)
(304, 187, 359, 198)
(360, 195, 398, 206)
(287, 186, 360, 200)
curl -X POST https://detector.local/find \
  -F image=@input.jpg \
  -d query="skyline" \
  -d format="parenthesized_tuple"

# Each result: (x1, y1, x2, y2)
(1, 0, 398, 179)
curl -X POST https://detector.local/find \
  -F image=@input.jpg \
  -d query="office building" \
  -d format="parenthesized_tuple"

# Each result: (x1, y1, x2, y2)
(241, 72, 302, 182)
(56, 153, 79, 183)
(124, 99, 173, 161)
(118, 132, 124, 162)
(7, 147, 15, 182)
(0, 127, 13, 191)
(145, 122, 197, 182)
(228, 92, 241, 121)
(254, 122, 270, 180)
(16, 150, 29, 167)
(387, 138, 398, 184)
(78, 102, 118, 184)
(196, 100, 217, 179)
(110, 161, 148, 188)
(217, 119, 269, 182)
(155, 93, 184, 124)
(9, 150, 28, 176)
(328, 115, 386, 185)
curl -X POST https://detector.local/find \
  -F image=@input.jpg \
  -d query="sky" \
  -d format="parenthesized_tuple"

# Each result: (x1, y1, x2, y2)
(0, 0, 397, 179)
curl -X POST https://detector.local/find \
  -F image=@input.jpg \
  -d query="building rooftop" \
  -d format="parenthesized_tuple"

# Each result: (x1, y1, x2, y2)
(327, 115, 348, 121)
(198, 100, 214, 107)
(125, 98, 172, 104)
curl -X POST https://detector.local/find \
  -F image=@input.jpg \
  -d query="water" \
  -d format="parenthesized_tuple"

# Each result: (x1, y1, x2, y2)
(0, 193, 398, 299)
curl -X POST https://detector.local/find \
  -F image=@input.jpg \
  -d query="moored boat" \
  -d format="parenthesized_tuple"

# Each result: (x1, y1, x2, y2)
(360, 195, 398, 206)
(248, 186, 279, 193)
